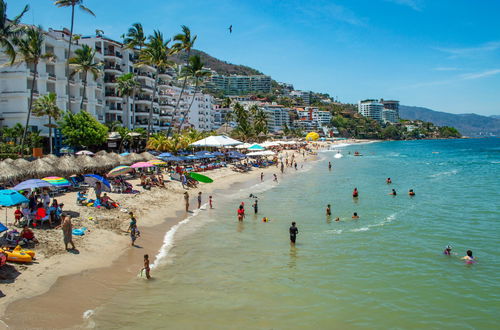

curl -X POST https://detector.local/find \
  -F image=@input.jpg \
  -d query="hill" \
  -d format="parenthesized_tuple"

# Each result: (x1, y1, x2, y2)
(400, 105, 500, 137)
(172, 49, 263, 76)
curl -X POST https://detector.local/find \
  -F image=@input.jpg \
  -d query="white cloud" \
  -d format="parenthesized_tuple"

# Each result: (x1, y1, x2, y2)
(385, 0, 422, 11)
(460, 69, 500, 80)
(435, 41, 500, 57)
(397, 68, 500, 89)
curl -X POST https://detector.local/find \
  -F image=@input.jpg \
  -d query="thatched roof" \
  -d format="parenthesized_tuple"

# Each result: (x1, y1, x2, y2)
(93, 154, 118, 170)
(56, 156, 79, 176)
(26, 158, 58, 178)
(0, 162, 23, 182)
(74, 155, 99, 173)
(95, 150, 108, 156)
(216, 123, 234, 135)
(120, 153, 143, 165)
(140, 151, 155, 161)
(3, 158, 15, 163)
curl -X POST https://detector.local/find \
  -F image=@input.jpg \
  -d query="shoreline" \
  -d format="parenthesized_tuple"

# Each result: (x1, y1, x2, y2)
(0, 139, 368, 328)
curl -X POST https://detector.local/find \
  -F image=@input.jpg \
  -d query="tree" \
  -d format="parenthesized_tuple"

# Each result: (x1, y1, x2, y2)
(68, 44, 101, 110)
(117, 73, 140, 129)
(54, 0, 95, 111)
(123, 23, 146, 50)
(59, 110, 108, 148)
(233, 102, 253, 140)
(177, 55, 211, 133)
(0, 0, 28, 65)
(13, 26, 54, 156)
(221, 97, 232, 109)
(253, 107, 268, 135)
(32, 93, 62, 154)
(381, 124, 402, 140)
(169, 25, 197, 137)
(136, 30, 172, 136)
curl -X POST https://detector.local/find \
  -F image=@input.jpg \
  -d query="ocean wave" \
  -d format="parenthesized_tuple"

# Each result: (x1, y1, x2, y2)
(429, 169, 458, 178)
(151, 203, 208, 269)
(350, 227, 369, 232)
(348, 213, 397, 233)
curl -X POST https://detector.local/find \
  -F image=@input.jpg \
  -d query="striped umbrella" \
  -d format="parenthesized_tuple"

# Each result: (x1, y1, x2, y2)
(42, 176, 71, 188)
(131, 162, 156, 168)
(107, 165, 133, 177)
(148, 159, 167, 166)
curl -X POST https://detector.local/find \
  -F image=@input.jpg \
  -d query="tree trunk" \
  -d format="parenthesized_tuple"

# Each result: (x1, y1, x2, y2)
(166, 49, 190, 138)
(48, 116, 53, 154)
(80, 73, 87, 110)
(20, 62, 38, 156)
(147, 74, 159, 137)
(131, 87, 136, 129)
(66, 4, 76, 112)
(177, 79, 198, 134)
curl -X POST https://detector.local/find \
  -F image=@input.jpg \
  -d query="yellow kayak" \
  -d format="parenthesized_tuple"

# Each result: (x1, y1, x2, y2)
(0, 245, 35, 263)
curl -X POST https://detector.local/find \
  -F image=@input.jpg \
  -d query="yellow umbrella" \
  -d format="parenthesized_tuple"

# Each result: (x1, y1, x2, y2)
(148, 159, 167, 166)
(305, 132, 320, 141)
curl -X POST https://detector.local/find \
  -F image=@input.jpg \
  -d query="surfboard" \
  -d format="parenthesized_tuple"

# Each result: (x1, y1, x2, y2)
(188, 172, 214, 183)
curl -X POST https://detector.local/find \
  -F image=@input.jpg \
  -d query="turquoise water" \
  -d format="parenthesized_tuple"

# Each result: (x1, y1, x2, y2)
(90, 138, 500, 329)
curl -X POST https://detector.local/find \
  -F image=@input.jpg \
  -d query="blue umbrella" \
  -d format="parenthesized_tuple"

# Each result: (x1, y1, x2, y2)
(211, 151, 224, 156)
(0, 189, 29, 206)
(164, 156, 184, 162)
(120, 152, 130, 156)
(228, 151, 247, 159)
(159, 152, 172, 158)
(83, 174, 111, 192)
(13, 179, 55, 191)
(0, 222, 7, 234)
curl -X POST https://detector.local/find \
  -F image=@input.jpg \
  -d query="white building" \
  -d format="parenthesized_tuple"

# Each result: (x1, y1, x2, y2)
(358, 99, 384, 123)
(380, 99, 400, 123)
(290, 90, 312, 105)
(262, 104, 290, 132)
(0, 25, 215, 135)
(296, 107, 332, 126)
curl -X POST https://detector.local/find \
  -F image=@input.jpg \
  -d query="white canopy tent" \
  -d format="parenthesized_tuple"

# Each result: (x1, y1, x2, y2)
(235, 143, 253, 149)
(261, 141, 280, 147)
(246, 150, 276, 156)
(190, 135, 243, 148)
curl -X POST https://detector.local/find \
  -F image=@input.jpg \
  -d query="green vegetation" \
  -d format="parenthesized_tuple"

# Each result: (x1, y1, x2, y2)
(59, 111, 108, 148)
(68, 44, 101, 109)
(32, 93, 62, 154)
(146, 128, 213, 153)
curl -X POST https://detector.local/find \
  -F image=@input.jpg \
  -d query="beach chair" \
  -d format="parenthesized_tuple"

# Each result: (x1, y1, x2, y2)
(35, 208, 50, 227)
(3, 230, 20, 247)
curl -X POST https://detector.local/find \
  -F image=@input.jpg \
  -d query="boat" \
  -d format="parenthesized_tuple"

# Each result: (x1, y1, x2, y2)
(0, 245, 35, 263)
(354, 151, 362, 156)
(188, 172, 214, 183)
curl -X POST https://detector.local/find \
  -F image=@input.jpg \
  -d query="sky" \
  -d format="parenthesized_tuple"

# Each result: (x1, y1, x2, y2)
(8, 0, 500, 116)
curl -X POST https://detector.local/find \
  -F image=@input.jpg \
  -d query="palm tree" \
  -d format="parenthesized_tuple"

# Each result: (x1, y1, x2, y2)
(233, 102, 253, 140)
(32, 93, 62, 154)
(68, 44, 102, 110)
(0, 0, 29, 65)
(136, 30, 172, 136)
(168, 25, 197, 137)
(123, 23, 146, 50)
(117, 73, 140, 129)
(177, 55, 211, 133)
(221, 97, 231, 109)
(53, 0, 95, 110)
(253, 108, 268, 136)
(13, 26, 54, 156)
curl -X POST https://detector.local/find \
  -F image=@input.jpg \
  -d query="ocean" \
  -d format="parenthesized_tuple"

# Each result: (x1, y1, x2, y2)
(87, 138, 500, 329)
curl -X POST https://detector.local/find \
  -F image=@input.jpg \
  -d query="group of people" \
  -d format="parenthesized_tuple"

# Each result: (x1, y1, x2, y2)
(140, 173, 165, 190)
(12, 190, 65, 228)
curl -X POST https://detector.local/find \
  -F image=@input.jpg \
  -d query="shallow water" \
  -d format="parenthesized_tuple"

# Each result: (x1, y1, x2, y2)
(89, 138, 500, 329)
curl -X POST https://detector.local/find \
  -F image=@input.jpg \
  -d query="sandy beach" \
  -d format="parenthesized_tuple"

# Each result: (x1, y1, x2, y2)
(0, 139, 370, 329)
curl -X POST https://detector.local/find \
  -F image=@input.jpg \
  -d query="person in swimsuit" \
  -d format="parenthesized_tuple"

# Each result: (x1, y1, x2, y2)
(386, 178, 392, 184)
(326, 204, 331, 216)
(408, 189, 415, 196)
(56, 214, 76, 251)
(237, 204, 245, 221)
(143, 254, 151, 279)
(335, 217, 340, 222)
(184, 192, 189, 212)
(389, 189, 397, 196)
(328, 162, 332, 171)
(273, 174, 278, 182)
(462, 250, 476, 263)
(443, 245, 452, 255)
(197, 192, 202, 209)
(253, 200, 258, 214)
(209, 195, 213, 209)
(261, 172, 264, 182)
(352, 212, 359, 219)
(289, 222, 298, 244)
(352, 188, 359, 198)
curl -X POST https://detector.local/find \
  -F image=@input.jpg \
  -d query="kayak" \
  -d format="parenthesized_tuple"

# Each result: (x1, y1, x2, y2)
(0, 245, 35, 263)
(188, 172, 213, 183)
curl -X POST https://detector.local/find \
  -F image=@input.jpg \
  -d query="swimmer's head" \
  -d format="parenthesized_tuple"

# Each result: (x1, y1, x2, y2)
(292, 221, 296, 226)
(446, 245, 452, 251)
(353, 212, 358, 216)
(466, 250, 473, 257)
(144, 254, 149, 259)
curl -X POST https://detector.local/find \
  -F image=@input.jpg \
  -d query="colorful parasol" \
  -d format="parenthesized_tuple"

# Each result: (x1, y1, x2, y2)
(107, 165, 133, 177)
(148, 159, 167, 166)
(42, 176, 71, 187)
(131, 162, 156, 168)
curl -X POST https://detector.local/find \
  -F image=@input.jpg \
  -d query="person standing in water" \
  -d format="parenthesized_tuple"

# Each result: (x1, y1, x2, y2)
(261, 172, 264, 182)
(462, 250, 476, 263)
(209, 195, 213, 209)
(328, 162, 332, 171)
(352, 187, 359, 198)
(273, 174, 278, 182)
(237, 204, 245, 221)
(386, 177, 392, 184)
(289, 222, 298, 245)
(197, 192, 202, 209)
(326, 204, 331, 216)
(253, 200, 258, 214)
(408, 189, 415, 196)
(280, 162, 284, 174)
(390, 189, 397, 196)
(352, 212, 359, 219)
(184, 192, 189, 212)
(443, 245, 453, 255)
(143, 254, 151, 279)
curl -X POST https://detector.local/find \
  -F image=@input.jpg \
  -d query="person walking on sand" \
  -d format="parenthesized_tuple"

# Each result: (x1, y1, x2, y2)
(198, 192, 202, 209)
(143, 254, 151, 279)
(184, 192, 189, 212)
(209, 195, 213, 209)
(261, 172, 264, 182)
(289, 221, 298, 245)
(273, 174, 278, 182)
(56, 214, 76, 251)
(281, 162, 284, 174)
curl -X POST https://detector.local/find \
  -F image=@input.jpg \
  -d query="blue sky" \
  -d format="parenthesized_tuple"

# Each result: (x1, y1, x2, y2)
(9, 0, 500, 116)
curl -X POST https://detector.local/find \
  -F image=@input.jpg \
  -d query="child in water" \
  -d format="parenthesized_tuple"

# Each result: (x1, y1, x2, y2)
(462, 250, 476, 264)
(408, 189, 415, 196)
(443, 245, 452, 255)
(352, 212, 359, 219)
(326, 204, 331, 216)
(209, 196, 213, 209)
(143, 254, 151, 279)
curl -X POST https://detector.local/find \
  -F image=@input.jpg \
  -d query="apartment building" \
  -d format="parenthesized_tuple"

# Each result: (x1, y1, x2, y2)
(380, 99, 400, 123)
(206, 74, 272, 95)
(289, 90, 312, 105)
(358, 99, 384, 123)
(0, 25, 216, 134)
(262, 104, 290, 132)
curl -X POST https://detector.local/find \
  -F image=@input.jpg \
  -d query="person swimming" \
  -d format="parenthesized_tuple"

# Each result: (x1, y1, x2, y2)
(352, 187, 359, 198)
(326, 204, 331, 216)
(408, 189, 415, 196)
(462, 250, 476, 264)
(386, 177, 392, 184)
(443, 245, 452, 255)
(262, 217, 269, 222)
(352, 212, 359, 219)
(335, 217, 340, 222)
(389, 189, 397, 196)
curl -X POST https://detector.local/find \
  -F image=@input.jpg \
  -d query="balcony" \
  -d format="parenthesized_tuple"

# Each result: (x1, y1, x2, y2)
(104, 64, 122, 74)
(104, 51, 123, 59)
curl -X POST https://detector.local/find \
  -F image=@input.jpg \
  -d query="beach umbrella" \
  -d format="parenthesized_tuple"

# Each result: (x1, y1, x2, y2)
(3, 158, 14, 164)
(76, 150, 94, 156)
(0, 222, 7, 234)
(0, 189, 29, 206)
(164, 156, 184, 162)
(235, 143, 252, 149)
(305, 132, 320, 141)
(148, 159, 167, 166)
(107, 165, 133, 177)
(0, 162, 22, 182)
(95, 150, 108, 156)
(131, 161, 156, 168)
(120, 152, 130, 157)
(13, 179, 55, 191)
(190, 135, 242, 147)
(75, 155, 99, 172)
(158, 152, 172, 158)
(247, 144, 265, 151)
(83, 174, 111, 191)
(26, 158, 58, 178)
(140, 151, 155, 161)
(60, 147, 74, 154)
(247, 150, 276, 156)
(228, 151, 247, 159)
(93, 154, 118, 170)
(42, 176, 71, 188)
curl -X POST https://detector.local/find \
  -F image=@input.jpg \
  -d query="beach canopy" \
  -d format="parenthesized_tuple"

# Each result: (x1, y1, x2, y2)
(158, 152, 172, 158)
(56, 156, 79, 176)
(0, 162, 22, 182)
(235, 143, 252, 149)
(247, 144, 265, 151)
(305, 132, 320, 141)
(83, 174, 111, 191)
(190, 135, 242, 147)
(131, 161, 155, 168)
(211, 151, 224, 156)
(247, 150, 276, 156)
(164, 156, 184, 162)
(227, 151, 247, 159)
(120, 152, 130, 156)
(26, 158, 58, 178)
(261, 141, 280, 147)
(42, 176, 71, 188)
(0, 189, 29, 206)
(13, 179, 55, 191)
(140, 152, 156, 161)
(107, 165, 133, 177)
(76, 150, 94, 156)
(0, 222, 7, 233)
(148, 159, 167, 166)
